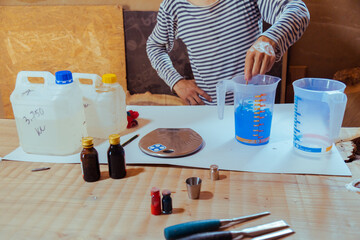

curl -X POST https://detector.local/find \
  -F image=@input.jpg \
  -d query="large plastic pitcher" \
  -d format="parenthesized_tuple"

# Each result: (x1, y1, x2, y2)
(293, 78, 347, 154)
(217, 74, 281, 145)
(73, 73, 127, 139)
(10, 71, 87, 155)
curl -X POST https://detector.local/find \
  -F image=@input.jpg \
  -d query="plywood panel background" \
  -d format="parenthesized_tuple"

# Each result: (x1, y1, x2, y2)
(0, 5, 126, 119)
(0, 0, 163, 11)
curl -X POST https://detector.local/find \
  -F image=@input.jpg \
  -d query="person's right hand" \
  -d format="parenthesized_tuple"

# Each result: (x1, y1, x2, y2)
(173, 79, 212, 105)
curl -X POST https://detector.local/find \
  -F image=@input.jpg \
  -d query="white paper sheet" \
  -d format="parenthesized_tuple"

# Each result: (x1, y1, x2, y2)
(4, 105, 352, 176)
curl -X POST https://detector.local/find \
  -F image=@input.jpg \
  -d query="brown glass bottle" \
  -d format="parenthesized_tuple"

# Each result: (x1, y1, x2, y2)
(80, 137, 101, 182)
(107, 134, 126, 179)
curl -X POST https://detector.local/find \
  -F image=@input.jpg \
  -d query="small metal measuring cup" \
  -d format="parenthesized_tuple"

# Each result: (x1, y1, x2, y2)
(186, 177, 202, 199)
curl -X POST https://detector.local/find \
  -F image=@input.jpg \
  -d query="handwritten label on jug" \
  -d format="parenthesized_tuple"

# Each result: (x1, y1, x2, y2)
(23, 108, 44, 125)
(21, 107, 46, 137)
(22, 89, 34, 96)
(35, 126, 46, 136)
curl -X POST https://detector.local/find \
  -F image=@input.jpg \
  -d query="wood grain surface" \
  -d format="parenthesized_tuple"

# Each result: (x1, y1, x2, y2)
(1, 119, 360, 239)
(0, 5, 126, 119)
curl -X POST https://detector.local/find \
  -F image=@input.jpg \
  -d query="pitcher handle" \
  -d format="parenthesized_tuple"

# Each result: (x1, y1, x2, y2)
(323, 92, 347, 142)
(216, 80, 233, 120)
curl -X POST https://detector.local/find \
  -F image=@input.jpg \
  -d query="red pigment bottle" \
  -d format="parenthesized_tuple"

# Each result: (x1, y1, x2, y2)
(151, 187, 161, 215)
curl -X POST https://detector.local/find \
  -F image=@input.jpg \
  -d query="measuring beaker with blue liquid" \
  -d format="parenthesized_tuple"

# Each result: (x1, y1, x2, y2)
(217, 74, 281, 145)
(293, 78, 347, 154)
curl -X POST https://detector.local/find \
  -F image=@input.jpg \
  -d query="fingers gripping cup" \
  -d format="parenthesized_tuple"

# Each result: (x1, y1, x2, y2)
(217, 74, 281, 145)
(293, 78, 347, 154)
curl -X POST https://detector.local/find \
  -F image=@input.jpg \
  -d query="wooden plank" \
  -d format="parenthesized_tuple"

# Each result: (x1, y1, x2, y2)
(0, 5, 126, 119)
(0, 0, 163, 11)
(280, 51, 288, 103)
(127, 92, 186, 106)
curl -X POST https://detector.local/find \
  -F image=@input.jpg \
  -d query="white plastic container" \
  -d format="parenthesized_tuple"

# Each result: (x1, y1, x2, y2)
(73, 73, 127, 139)
(10, 71, 87, 155)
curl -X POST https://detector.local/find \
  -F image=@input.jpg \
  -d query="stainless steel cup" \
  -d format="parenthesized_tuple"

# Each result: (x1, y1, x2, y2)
(186, 177, 202, 199)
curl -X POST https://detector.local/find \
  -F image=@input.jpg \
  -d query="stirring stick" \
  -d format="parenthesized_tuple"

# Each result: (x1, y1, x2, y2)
(121, 134, 139, 147)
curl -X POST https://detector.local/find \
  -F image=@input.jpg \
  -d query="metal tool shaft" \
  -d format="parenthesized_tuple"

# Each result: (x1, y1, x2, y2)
(220, 211, 271, 229)
(250, 228, 295, 240)
(232, 220, 289, 239)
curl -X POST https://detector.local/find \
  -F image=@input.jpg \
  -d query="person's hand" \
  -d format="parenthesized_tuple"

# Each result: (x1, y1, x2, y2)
(173, 79, 212, 105)
(244, 36, 277, 81)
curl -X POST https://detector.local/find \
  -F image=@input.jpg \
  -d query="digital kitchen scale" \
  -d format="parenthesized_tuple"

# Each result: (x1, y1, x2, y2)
(138, 128, 204, 158)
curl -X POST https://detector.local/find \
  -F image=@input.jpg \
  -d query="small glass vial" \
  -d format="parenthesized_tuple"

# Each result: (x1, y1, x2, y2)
(80, 137, 100, 182)
(107, 134, 126, 179)
(162, 189, 173, 214)
(151, 187, 161, 215)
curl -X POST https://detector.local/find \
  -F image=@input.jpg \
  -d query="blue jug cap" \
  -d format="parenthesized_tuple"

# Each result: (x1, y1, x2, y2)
(55, 70, 73, 84)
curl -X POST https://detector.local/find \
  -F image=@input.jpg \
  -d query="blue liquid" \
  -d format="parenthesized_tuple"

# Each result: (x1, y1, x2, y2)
(235, 105, 273, 145)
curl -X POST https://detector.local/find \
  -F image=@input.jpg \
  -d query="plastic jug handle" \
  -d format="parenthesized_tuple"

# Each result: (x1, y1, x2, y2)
(216, 80, 233, 120)
(72, 73, 102, 88)
(323, 92, 347, 141)
(15, 71, 55, 88)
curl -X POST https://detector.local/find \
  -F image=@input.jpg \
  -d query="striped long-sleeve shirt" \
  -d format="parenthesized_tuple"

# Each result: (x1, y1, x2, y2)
(146, 0, 310, 104)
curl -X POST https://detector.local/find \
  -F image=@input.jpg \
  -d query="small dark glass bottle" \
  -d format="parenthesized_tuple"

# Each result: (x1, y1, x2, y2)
(80, 137, 100, 182)
(162, 189, 173, 214)
(107, 134, 126, 179)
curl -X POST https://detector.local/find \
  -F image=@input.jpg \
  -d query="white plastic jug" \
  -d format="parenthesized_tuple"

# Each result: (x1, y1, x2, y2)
(217, 74, 281, 145)
(10, 71, 87, 155)
(293, 78, 347, 154)
(73, 73, 127, 139)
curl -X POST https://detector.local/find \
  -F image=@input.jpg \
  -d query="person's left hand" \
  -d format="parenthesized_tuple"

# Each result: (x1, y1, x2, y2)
(244, 36, 277, 81)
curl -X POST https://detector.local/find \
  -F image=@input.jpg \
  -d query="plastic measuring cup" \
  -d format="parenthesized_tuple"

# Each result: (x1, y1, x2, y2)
(293, 78, 347, 154)
(217, 74, 281, 145)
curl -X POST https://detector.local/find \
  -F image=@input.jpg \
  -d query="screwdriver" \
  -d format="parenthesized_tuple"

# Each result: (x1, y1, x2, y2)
(176, 220, 289, 240)
(164, 211, 270, 240)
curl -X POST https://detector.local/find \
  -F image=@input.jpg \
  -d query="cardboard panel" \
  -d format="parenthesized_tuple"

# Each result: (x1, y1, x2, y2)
(0, 5, 126, 118)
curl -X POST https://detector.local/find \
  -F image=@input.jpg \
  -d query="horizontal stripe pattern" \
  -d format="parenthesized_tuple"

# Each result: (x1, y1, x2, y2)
(147, 0, 310, 105)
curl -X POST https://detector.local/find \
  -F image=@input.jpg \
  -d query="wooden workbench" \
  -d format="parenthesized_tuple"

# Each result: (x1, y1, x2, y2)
(0, 119, 359, 239)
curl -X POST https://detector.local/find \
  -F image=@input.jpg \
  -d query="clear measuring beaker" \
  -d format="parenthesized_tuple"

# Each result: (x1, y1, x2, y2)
(293, 78, 347, 154)
(217, 74, 281, 145)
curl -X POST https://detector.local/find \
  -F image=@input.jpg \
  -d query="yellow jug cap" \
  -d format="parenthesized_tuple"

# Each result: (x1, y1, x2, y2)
(109, 134, 120, 145)
(102, 74, 117, 84)
(82, 137, 94, 147)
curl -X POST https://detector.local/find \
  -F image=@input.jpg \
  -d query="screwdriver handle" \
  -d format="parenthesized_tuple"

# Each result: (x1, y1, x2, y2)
(164, 219, 221, 240)
(178, 231, 233, 240)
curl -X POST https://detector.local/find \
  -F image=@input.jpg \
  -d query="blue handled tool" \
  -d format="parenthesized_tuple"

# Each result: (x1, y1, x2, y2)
(164, 211, 270, 240)
(176, 220, 290, 240)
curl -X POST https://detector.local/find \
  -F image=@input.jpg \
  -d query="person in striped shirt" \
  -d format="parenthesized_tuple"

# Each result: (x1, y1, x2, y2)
(147, 0, 310, 105)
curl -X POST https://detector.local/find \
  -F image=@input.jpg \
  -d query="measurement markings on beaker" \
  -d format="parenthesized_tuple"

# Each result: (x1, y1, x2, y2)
(253, 94, 267, 141)
(293, 96, 302, 142)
